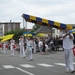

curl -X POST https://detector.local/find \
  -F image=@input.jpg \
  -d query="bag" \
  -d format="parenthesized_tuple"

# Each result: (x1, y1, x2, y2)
(13, 45, 16, 48)
(72, 48, 75, 56)
(6, 45, 8, 48)
(0, 44, 2, 48)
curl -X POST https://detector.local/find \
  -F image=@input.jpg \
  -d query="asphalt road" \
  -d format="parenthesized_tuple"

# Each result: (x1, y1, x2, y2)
(0, 49, 75, 75)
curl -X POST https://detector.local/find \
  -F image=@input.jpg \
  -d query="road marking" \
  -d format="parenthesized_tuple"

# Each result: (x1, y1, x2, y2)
(16, 67, 35, 75)
(20, 64, 35, 68)
(37, 63, 54, 67)
(54, 63, 65, 66)
(3, 65, 15, 69)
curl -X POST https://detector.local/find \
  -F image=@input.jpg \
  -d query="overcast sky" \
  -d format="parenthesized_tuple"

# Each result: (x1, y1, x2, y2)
(0, 0, 75, 29)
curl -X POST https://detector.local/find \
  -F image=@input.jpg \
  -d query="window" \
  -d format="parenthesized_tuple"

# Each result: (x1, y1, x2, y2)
(13, 23, 16, 30)
(8, 23, 11, 32)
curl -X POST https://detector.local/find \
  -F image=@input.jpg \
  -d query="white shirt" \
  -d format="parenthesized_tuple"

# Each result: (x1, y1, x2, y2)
(62, 33, 74, 49)
(3, 41, 7, 46)
(33, 41, 36, 47)
(45, 44, 49, 50)
(10, 40, 15, 45)
(38, 41, 43, 47)
(19, 38, 24, 46)
(26, 40, 33, 47)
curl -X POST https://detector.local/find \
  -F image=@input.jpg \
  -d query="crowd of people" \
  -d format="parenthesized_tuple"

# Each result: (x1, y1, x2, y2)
(0, 34, 63, 58)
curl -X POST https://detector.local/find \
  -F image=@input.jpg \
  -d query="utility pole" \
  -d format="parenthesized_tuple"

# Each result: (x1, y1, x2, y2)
(24, 19, 27, 32)
(23, 18, 24, 28)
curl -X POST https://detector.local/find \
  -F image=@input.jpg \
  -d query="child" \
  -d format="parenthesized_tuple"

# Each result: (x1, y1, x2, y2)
(45, 42, 49, 55)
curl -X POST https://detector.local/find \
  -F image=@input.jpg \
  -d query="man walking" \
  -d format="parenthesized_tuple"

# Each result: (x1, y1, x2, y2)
(25, 37, 33, 61)
(19, 36, 25, 57)
(10, 38, 15, 56)
(62, 28, 75, 73)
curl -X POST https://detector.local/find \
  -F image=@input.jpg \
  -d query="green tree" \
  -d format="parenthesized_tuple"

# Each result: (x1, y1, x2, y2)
(5, 28, 25, 42)
(31, 24, 41, 32)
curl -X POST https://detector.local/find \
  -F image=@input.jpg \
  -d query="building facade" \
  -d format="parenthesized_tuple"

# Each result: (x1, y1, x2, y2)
(4, 22, 20, 33)
(0, 24, 3, 36)
(0, 22, 20, 36)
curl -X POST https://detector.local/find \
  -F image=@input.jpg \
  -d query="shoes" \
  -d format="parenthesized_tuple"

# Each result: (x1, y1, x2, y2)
(31, 59, 33, 61)
(11, 54, 14, 56)
(27, 59, 33, 61)
(71, 70, 75, 73)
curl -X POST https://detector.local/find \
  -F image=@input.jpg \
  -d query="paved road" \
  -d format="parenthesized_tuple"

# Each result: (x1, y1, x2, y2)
(0, 50, 75, 75)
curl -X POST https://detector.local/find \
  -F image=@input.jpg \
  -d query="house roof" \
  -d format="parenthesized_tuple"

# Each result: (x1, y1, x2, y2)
(35, 26, 54, 33)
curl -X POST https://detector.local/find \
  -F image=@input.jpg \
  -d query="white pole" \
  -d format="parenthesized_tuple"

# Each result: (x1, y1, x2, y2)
(23, 18, 24, 28)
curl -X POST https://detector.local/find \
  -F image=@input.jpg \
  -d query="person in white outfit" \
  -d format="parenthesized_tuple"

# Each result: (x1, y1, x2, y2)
(25, 37, 33, 61)
(0, 42, 2, 50)
(19, 36, 25, 57)
(38, 38, 43, 55)
(3, 41, 8, 54)
(33, 40, 36, 54)
(10, 38, 15, 56)
(45, 42, 49, 55)
(62, 28, 75, 73)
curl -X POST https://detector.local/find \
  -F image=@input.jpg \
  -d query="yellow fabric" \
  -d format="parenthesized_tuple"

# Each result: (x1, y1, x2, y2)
(2, 34, 14, 39)
(1, 38, 10, 42)
(70, 28, 75, 34)
(36, 33, 45, 37)
(54, 22, 60, 27)
(0, 36, 3, 39)
(1, 34, 14, 42)
(66, 24, 73, 29)
(72, 32, 75, 34)
(42, 18, 48, 24)
(30, 15, 36, 21)
(24, 34, 32, 36)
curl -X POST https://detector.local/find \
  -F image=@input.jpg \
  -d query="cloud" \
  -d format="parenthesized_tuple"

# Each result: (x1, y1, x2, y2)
(0, 0, 75, 28)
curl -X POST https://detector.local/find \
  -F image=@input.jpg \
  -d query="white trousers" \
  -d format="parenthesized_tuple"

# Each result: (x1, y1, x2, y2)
(25, 47, 33, 60)
(64, 48, 74, 71)
(4, 46, 7, 54)
(33, 46, 36, 53)
(20, 45, 25, 57)
(23, 47, 25, 57)
(11, 46, 15, 55)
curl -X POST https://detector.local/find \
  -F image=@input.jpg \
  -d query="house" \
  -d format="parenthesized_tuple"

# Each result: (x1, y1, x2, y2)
(0, 21, 20, 36)
(34, 26, 56, 37)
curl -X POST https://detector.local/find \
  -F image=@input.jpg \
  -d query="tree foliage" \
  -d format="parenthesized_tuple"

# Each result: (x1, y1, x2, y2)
(5, 28, 25, 42)
(31, 24, 41, 32)
(4, 24, 41, 42)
